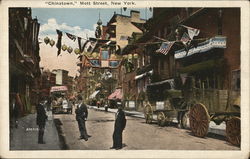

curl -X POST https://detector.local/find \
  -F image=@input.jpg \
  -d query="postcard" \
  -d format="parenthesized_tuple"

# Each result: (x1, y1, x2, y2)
(0, 0, 249, 158)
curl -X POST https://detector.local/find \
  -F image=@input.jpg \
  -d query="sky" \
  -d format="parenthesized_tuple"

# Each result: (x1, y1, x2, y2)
(32, 8, 153, 77)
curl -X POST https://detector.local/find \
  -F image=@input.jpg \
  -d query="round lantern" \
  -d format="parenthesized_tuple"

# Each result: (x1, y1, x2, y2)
(110, 54, 116, 60)
(62, 44, 67, 51)
(44, 37, 50, 45)
(96, 53, 100, 58)
(92, 52, 98, 58)
(128, 54, 133, 59)
(86, 52, 91, 58)
(133, 53, 138, 59)
(74, 48, 80, 54)
(123, 55, 128, 59)
(67, 46, 73, 53)
(49, 39, 55, 47)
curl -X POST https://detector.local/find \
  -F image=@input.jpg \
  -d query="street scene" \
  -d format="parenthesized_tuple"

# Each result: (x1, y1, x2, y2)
(9, 7, 241, 151)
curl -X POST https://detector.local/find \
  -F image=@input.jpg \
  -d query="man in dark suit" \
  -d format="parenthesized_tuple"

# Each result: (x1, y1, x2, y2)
(110, 103, 126, 150)
(75, 95, 90, 141)
(36, 98, 48, 144)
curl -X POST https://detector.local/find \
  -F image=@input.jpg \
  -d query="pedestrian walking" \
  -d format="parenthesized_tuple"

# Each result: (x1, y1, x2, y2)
(75, 95, 90, 141)
(110, 103, 126, 150)
(36, 98, 48, 144)
(10, 93, 19, 128)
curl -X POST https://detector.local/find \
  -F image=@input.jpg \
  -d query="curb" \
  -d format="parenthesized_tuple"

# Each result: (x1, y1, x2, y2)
(88, 105, 226, 136)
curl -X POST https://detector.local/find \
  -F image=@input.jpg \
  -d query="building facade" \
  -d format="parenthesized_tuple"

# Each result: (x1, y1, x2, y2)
(120, 8, 240, 112)
(9, 8, 41, 115)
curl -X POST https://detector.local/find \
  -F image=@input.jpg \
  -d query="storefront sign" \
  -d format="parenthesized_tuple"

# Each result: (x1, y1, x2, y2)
(50, 86, 68, 92)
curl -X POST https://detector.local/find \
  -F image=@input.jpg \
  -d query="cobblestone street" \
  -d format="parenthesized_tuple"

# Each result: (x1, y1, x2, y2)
(53, 108, 239, 150)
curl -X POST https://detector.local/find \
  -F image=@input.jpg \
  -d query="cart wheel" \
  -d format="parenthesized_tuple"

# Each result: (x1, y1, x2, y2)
(157, 112, 165, 127)
(226, 117, 240, 146)
(189, 103, 210, 137)
(144, 104, 153, 124)
(181, 111, 190, 129)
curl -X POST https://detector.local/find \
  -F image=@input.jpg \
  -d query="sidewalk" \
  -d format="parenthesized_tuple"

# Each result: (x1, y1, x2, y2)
(10, 110, 61, 150)
(88, 105, 226, 136)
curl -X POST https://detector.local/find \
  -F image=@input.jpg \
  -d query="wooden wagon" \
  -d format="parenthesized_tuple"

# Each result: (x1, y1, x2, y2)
(144, 78, 188, 127)
(144, 77, 241, 146)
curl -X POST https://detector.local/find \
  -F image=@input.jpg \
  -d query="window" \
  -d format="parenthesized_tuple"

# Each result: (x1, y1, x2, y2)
(164, 27, 168, 38)
(142, 55, 145, 66)
(128, 81, 131, 88)
(217, 9, 223, 35)
(160, 59, 164, 70)
(26, 84, 29, 97)
(102, 50, 109, 60)
(232, 70, 240, 91)
(157, 30, 161, 38)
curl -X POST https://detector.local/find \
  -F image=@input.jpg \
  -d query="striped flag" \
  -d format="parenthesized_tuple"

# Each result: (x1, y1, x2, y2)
(181, 25, 200, 39)
(156, 42, 175, 55)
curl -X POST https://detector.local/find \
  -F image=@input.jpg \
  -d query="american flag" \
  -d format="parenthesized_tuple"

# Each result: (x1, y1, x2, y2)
(156, 42, 175, 55)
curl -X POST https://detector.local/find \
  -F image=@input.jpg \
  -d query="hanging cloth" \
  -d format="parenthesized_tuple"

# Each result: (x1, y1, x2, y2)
(56, 29, 63, 56)
(66, 32, 77, 41)
(78, 37, 86, 53)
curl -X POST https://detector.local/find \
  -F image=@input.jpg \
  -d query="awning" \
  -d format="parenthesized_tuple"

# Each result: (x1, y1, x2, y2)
(108, 89, 122, 100)
(147, 79, 175, 88)
(135, 70, 153, 80)
(179, 59, 224, 73)
(89, 90, 100, 99)
(175, 36, 226, 59)
(50, 86, 68, 92)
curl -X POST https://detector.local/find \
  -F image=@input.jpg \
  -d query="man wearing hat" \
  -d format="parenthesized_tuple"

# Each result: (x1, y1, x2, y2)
(75, 95, 90, 141)
(110, 101, 126, 150)
(36, 97, 48, 144)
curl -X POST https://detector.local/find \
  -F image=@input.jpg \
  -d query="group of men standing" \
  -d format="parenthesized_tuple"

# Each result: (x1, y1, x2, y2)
(36, 95, 127, 150)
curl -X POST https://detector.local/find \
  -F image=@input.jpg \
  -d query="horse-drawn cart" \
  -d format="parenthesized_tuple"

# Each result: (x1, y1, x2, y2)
(144, 77, 240, 146)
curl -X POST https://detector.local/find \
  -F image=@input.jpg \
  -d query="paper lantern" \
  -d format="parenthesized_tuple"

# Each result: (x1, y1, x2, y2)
(123, 55, 128, 59)
(92, 52, 98, 58)
(49, 40, 55, 47)
(74, 48, 80, 54)
(128, 54, 133, 59)
(133, 53, 138, 59)
(67, 46, 73, 53)
(62, 44, 67, 51)
(84, 52, 90, 58)
(96, 53, 100, 58)
(110, 54, 116, 60)
(44, 37, 50, 45)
